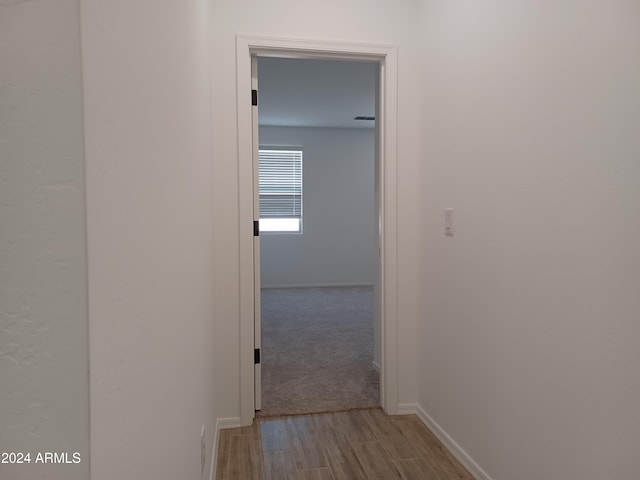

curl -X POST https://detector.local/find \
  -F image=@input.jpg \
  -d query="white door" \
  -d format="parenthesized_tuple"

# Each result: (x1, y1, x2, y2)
(251, 55, 262, 411)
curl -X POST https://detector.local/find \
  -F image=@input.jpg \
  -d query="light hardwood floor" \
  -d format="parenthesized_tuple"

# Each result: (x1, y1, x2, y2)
(215, 408, 474, 480)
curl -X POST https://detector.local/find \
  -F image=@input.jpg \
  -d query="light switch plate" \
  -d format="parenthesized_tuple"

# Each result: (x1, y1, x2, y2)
(445, 208, 454, 236)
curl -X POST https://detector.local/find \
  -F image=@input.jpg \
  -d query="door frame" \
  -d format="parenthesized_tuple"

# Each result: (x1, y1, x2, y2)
(236, 35, 399, 426)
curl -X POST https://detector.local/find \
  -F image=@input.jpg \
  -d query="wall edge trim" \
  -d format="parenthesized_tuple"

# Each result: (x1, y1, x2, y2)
(415, 404, 492, 480)
(396, 403, 417, 415)
(210, 417, 242, 480)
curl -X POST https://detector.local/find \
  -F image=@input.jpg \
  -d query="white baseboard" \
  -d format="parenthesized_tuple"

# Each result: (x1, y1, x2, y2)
(217, 417, 242, 429)
(372, 360, 380, 373)
(415, 404, 492, 480)
(396, 403, 418, 415)
(261, 282, 374, 289)
(209, 417, 241, 480)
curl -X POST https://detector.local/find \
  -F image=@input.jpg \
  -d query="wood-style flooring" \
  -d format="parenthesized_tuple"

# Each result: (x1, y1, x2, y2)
(215, 408, 474, 480)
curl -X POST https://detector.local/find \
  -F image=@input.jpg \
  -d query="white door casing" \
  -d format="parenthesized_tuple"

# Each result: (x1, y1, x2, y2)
(236, 35, 399, 425)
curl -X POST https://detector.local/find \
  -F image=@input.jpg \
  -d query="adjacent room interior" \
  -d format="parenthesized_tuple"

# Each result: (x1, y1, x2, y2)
(256, 57, 380, 416)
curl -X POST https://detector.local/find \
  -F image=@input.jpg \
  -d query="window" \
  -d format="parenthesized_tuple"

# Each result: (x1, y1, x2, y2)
(258, 147, 303, 233)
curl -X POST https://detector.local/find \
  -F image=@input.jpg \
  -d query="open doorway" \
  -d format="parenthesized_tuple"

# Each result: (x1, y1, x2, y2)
(236, 36, 400, 426)
(256, 57, 378, 416)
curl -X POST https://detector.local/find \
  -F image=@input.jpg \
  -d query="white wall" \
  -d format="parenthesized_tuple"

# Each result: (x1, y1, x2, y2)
(81, 1, 218, 478)
(0, 1, 89, 479)
(259, 126, 375, 288)
(418, 2, 640, 479)
(211, 0, 422, 422)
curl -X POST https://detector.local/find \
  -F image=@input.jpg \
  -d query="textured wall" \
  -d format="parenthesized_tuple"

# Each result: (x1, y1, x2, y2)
(0, 1, 89, 479)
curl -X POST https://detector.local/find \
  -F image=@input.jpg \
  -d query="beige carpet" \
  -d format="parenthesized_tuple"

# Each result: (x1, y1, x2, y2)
(258, 286, 380, 417)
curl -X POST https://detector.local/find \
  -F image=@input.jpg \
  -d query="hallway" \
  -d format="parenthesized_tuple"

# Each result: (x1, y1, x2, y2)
(216, 408, 473, 480)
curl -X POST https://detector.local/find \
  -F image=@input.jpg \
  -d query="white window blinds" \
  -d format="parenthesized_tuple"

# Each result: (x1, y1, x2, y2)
(258, 148, 303, 223)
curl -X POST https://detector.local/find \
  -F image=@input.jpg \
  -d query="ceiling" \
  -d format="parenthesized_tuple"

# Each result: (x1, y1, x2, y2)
(257, 57, 377, 129)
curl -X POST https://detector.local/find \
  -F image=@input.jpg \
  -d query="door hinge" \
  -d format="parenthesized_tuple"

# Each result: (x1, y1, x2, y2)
(251, 89, 258, 106)
(254, 348, 261, 364)
(253, 220, 260, 237)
